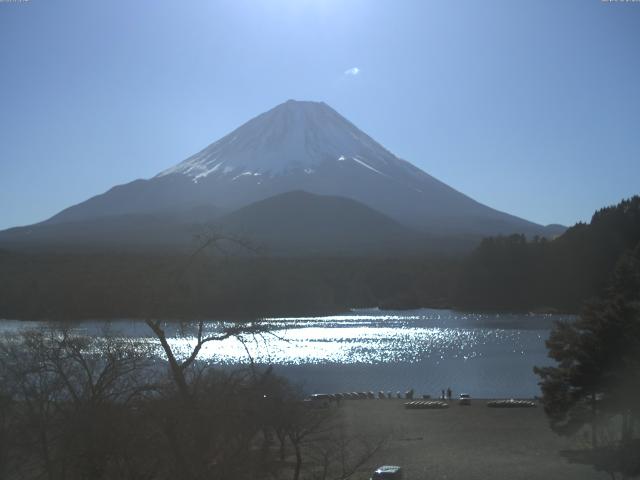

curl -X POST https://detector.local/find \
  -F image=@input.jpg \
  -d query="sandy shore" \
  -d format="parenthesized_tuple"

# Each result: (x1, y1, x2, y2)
(338, 399, 608, 480)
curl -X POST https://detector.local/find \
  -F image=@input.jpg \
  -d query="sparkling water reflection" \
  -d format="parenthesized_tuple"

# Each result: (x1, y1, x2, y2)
(0, 309, 572, 398)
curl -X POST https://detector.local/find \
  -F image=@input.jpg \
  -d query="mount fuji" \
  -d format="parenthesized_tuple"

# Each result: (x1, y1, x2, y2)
(0, 100, 563, 253)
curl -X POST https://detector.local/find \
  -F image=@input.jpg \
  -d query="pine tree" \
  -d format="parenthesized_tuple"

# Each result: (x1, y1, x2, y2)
(534, 243, 640, 477)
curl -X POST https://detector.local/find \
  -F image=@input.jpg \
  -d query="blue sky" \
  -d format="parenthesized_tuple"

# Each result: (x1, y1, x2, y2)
(0, 0, 639, 230)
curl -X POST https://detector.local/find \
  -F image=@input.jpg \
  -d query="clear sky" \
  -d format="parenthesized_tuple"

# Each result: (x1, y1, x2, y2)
(1, 0, 639, 230)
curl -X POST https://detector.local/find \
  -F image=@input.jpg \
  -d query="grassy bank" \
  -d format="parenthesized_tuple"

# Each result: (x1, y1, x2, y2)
(338, 399, 607, 479)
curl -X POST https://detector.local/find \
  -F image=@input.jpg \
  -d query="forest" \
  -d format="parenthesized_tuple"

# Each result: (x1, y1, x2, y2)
(0, 196, 638, 321)
(0, 251, 457, 320)
(455, 196, 640, 312)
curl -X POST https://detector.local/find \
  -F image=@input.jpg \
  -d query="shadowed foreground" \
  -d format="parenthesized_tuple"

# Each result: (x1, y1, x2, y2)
(339, 399, 608, 480)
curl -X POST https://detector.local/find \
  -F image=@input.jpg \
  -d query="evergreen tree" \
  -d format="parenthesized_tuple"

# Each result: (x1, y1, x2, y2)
(534, 243, 640, 477)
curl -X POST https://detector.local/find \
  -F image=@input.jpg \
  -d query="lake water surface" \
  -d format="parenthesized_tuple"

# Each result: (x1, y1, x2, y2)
(0, 309, 572, 398)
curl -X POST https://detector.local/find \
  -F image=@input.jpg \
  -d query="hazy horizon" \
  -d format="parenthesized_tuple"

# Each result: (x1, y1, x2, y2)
(1, 0, 639, 230)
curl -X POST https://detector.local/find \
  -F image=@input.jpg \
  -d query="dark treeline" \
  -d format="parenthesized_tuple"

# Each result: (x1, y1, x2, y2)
(0, 250, 458, 320)
(454, 196, 640, 312)
(1, 196, 639, 320)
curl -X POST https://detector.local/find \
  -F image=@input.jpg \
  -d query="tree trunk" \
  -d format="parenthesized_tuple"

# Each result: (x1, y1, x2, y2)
(591, 392, 598, 449)
(621, 410, 632, 444)
(145, 320, 191, 401)
(39, 426, 55, 480)
(164, 418, 197, 480)
(293, 441, 302, 480)
(276, 429, 286, 462)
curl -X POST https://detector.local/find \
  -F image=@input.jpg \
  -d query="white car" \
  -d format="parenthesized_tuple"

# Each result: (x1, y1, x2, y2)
(305, 393, 331, 408)
(459, 393, 471, 405)
(371, 465, 403, 479)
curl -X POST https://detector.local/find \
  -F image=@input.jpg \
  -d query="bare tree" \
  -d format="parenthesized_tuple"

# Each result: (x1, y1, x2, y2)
(0, 328, 154, 480)
(144, 317, 266, 402)
(144, 231, 268, 402)
(285, 406, 334, 480)
(307, 424, 386, 480)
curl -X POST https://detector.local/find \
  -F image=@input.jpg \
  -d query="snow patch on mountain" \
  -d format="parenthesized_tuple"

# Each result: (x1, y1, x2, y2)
(351, 156, 386, 176)
(155, 100, 421, 185)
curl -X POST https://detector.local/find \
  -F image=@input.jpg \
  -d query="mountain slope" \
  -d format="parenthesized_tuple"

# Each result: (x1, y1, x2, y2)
(215, 190, 425, 255)
(0, 212, 207, 252)
(42, 100, 560, 238)
(0, 192, 431, 255)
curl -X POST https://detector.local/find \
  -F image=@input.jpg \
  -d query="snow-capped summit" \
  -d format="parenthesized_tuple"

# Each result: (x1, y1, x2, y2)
(41, 100, 556, 238)
(156, 99, 414, 182)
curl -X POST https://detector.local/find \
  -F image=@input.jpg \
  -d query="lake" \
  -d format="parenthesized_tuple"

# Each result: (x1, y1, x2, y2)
(0, 308, 572, 398)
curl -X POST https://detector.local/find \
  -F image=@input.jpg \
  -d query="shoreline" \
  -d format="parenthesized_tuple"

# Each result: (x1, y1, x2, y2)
(0, 304, 580, 323)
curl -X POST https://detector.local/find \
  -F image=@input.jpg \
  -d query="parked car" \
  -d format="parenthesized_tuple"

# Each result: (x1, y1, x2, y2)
(305, 393, 332, 408)
(371, 465, 403, 479)
(459, 393, 471, 405)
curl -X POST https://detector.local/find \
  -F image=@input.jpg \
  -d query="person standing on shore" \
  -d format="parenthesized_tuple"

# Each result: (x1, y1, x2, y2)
(441, 389, 445, 400)
(447, 387, 452, 400)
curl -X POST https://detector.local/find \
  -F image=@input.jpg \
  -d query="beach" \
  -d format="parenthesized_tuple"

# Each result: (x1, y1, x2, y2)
(339, 398, 608, 480)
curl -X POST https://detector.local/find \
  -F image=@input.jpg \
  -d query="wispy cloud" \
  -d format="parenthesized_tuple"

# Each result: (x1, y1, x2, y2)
(344, 67, 360, 76)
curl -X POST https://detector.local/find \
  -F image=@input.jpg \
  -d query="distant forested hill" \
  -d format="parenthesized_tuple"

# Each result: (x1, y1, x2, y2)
(453, 196, 640, 312)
